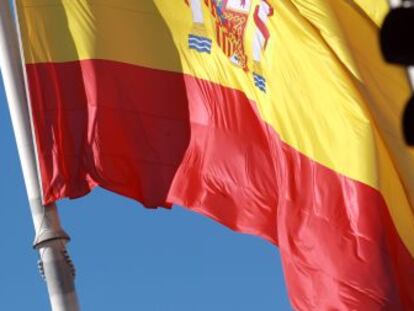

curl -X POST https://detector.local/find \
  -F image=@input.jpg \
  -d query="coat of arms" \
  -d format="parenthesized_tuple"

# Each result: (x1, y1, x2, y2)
(185, 0, 273, 93)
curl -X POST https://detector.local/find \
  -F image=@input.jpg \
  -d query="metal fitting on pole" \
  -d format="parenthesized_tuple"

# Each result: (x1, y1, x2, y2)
(32, 201, 70, 248)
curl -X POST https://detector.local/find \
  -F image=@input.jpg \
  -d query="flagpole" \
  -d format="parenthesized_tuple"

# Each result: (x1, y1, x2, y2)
(0, 1, 80, 310)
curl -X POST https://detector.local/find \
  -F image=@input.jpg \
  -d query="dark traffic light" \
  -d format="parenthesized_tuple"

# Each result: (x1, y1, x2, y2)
(381, 6, 414, 66)
(380, 2, 414, 146)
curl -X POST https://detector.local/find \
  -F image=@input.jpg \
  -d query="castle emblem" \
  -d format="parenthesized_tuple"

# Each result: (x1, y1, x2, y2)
(185, 0, 273, 93)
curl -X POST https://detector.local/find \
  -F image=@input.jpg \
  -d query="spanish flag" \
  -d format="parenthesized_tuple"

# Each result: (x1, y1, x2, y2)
(16, 0, 414, 309)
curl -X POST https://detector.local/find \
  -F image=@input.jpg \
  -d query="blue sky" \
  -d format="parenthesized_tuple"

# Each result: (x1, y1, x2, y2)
(0, 53, 291, 311)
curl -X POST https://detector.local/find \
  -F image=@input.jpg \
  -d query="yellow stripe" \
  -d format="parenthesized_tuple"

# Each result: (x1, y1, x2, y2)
(16, 0, 414, 255)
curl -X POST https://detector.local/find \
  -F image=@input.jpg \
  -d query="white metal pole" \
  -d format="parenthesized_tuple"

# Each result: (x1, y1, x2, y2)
(0, 1, 80, 310)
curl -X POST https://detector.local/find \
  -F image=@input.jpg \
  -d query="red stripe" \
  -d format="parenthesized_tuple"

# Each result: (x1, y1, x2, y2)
(26, 59, 414, 310)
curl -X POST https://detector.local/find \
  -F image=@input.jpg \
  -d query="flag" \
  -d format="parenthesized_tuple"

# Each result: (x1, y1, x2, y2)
(16, 0, 414, 309)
